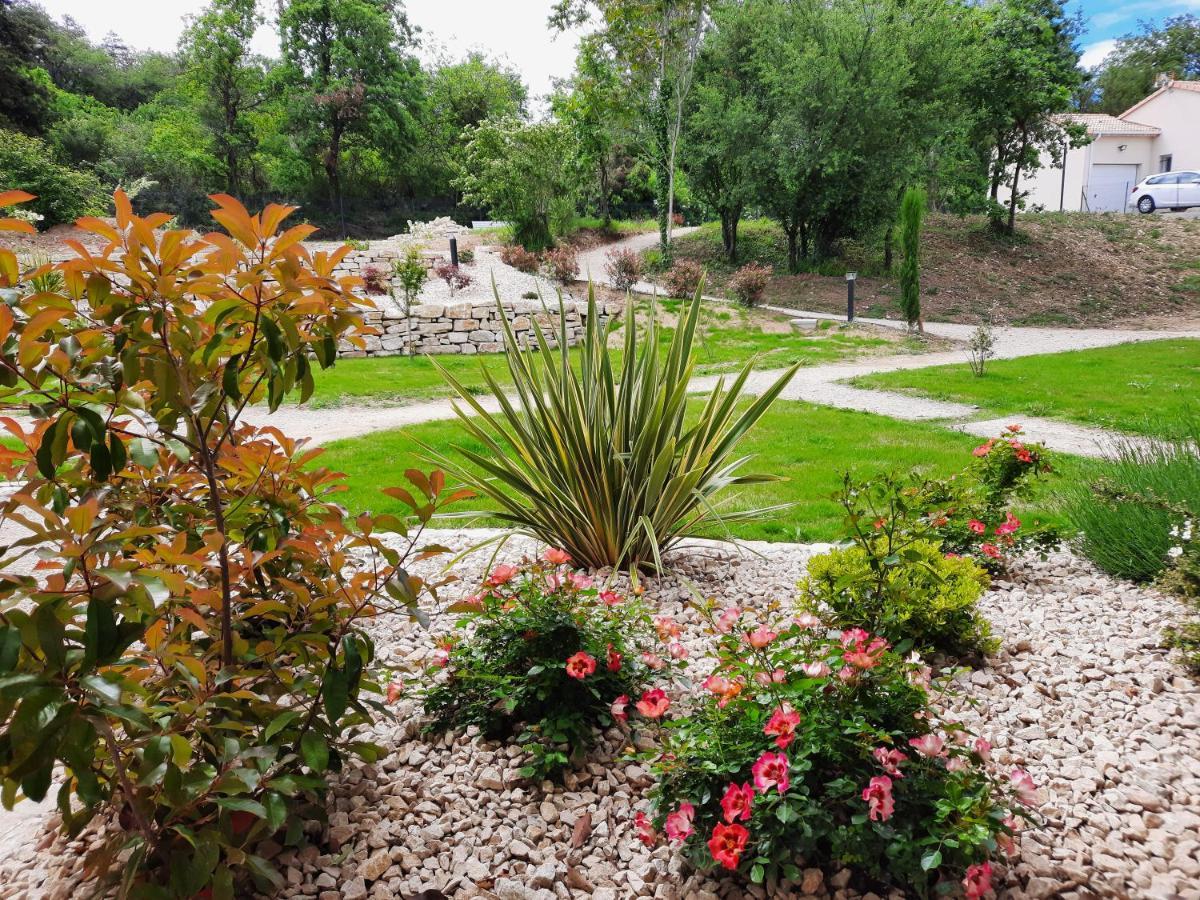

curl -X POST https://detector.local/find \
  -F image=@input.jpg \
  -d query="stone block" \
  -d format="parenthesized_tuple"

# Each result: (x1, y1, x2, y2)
(447, 332, 469, 343)
(468, 330, 495, 342)
(419, 321, 452, 334)
(410, 303, 445, 318)
(445, 303, 474, 319)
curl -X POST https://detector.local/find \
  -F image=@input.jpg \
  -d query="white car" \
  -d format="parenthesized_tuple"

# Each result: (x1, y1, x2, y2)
(1132, 170, 1200, 213)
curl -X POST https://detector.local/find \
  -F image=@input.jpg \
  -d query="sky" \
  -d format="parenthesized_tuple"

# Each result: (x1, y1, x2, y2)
(28, 0, 1200, 92)
(32, 0, 588, 102)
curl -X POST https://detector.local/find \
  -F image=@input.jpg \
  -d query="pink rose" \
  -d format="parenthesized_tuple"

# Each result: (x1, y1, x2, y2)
(861, 775, 895, 822)
(664, 802, 695, 843)
(751, 751, 790, 794)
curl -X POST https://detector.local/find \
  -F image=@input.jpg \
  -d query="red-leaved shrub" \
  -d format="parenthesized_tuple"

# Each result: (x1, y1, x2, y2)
(542, 246, 578, 286)
(728, 262, 772, 306)
(663, 259, 704, 298)
(605, 247, 643, 292)
(501, 244, 540, 273)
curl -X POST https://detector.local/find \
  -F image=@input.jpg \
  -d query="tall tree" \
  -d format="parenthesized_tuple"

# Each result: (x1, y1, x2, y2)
(553, 35, 635, 228)
(1082, 15, 1200, 114)
(0, 0, 54, 133)
(551, 0, 709, 257)
(968, 0, 1085, 234)
(277, 0, 422, 233)
(681, 1, 767, 262)
(416, 52, 527, 199)
(180, 0, 265, 197)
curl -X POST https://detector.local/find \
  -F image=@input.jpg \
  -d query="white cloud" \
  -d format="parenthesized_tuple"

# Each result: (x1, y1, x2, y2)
(32, 0, 586, 102)
(1080, 39, 1118, 70)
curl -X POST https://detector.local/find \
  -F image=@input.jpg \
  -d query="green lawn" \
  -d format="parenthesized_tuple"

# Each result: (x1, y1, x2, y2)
(301, 302, 902, 408)
(315, 400, 1065, 543)
(852, 339, 1200, 439)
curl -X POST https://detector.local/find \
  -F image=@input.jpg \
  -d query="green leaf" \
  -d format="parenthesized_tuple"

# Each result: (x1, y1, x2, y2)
(0, 627, 20, 673)
(130, 437, 158, 468)
(35, 604, 65, 670)
(299, 733, 329, 773)
(921, 848, 942, 871)
(264, 710, 301, 742)
(262, 791, 287, 832)
(750, 863, 765, 884)
(323, 667, 349, 724)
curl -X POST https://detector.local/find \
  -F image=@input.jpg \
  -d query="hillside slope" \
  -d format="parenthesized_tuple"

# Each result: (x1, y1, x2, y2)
(654, 213, 1200, 327)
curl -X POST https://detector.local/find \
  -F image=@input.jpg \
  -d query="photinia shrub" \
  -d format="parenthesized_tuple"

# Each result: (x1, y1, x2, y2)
(727, 262, 772, 307)
(604, 247, 642, 292)
(541, 246, 578, 286)
(500, 244, 540, 274)
(0, 190, 458, 897)
(433, 260, 473, 297)
(641, 605, 1036, 896)
(663, 259, 704, 299)
(421, 550, 683, 778)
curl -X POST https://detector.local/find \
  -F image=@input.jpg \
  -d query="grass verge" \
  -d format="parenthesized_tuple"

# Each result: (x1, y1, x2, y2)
(851, 339, 1200, 439)
(316, 400, 1067, 543)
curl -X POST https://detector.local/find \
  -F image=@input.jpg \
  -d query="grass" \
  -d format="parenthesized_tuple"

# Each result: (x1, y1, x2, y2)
(299, 301, 899, 408)
(315, 400, 1065, 543)
(853, 339, 1200, 439)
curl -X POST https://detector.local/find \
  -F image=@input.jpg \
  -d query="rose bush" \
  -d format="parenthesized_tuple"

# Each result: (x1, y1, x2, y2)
(924, 425, 1058, 570)
(422, 552, 684, 778)
(640, 604, 1035, 896)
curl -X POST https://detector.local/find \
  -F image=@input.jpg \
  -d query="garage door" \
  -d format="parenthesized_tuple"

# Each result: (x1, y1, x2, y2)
(1086, 164, 1139, 212)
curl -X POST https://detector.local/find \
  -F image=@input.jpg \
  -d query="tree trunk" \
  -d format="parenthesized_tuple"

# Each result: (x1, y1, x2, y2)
(598, 162, 611, 228)
(883, 223, 894, 271)
(326, 121, 345, 237)
(784, 223, 799, 273)
(1007, 129, 1029, 236)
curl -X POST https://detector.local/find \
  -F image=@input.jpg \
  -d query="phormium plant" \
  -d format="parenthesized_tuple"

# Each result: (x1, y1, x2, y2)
(0, 190, 459, 897)
(430, 285, 799, 571)
(422, 551, 682, 778)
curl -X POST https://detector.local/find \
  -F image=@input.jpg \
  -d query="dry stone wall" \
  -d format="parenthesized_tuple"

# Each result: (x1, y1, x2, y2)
(340, 298, 622, 358)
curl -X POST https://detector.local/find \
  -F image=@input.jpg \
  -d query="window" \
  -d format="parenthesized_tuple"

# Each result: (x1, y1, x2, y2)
(1179, 172, 1200, 184)
(1147, 173, 1181, 185)
(1159, 154, 1173, 173)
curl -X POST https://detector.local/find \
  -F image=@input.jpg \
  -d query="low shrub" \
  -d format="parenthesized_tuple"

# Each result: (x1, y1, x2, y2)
(641, 608, 1035, 895)
(1061, 421, 1200, 584)
(799, 538, 994, 658)
(728, 262, 772, 307)
(542, 246, 578, 286)
(0, 130, 106, 226)
(605, 247, 643, 292)
(458, 247, 475, 264)
(429, 286, 798, 571)
(422, 553, 680, 778)
(434, 260, 473, 297)
(663, 259, 704, 299)
(361, 263, 389, 294)
(501, 243, 540, 273)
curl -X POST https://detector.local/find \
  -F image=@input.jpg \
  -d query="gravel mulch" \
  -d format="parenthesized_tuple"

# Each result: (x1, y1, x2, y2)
(1, 533, 1197, 900)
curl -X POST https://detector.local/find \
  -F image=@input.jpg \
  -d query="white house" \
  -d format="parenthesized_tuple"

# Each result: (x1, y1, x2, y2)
(1025, 79, 1200, 213)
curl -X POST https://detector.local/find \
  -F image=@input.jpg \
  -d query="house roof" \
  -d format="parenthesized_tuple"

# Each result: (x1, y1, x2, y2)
(1054, 113, 1160, 136)
(1120, 80, 1200, 119)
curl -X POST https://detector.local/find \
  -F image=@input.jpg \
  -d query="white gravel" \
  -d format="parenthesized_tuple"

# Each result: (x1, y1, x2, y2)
(3, 531, 1197, 899)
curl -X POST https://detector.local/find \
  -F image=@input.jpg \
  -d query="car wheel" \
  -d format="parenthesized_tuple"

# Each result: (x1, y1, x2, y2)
(1137, 196, 1156, 214)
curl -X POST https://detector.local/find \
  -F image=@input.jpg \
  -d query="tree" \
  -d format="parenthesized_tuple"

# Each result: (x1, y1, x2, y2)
(1082, 16, 1200, 114)
(898, 186, 925, 331)
(681, 2, 767, 262)
(277, 0, 422, 233)
(456, 117, 580, 251)
(0, 0, 53, 133)
(968, 0, 1085, 234)
(551, 0, 710, 257)
(0, 128, 106, 224)
(180, 0, 266, 197)
(416, 52, 527, 200)
(553, 36, 635, 228)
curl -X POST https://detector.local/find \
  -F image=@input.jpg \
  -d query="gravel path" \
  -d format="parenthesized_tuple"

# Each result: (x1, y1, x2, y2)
(3, 532, 1196, 899)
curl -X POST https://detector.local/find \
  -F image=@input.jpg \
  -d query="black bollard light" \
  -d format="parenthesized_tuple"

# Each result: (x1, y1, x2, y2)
(846, 272, 857, 322)
(449, 236, 459, 267)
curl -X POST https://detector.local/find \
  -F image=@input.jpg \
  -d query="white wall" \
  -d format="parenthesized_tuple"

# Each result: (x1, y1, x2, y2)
(1127, 88, 1200, 172)
(1025, 135, 1155, 212)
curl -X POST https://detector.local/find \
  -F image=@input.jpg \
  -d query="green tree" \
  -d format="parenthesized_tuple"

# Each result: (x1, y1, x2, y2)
(898, 186, 925, 331)
(0, 0, 53, 133)
(456, 118, 580, 251)
(416, 52, 527, 199)
(180, 0, 266, 197)
(1083, 16, 1200, 114)
(968, 0, 1086, 234)
(0, 128, 106, 224)
(681, 1, 767, 262)
(277, 0, 422, 233)
(551, 0, 710, 257)
(553, 36, 635, 228)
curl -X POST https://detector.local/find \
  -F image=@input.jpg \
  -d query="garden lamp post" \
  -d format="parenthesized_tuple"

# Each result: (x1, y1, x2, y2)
(449, 236, 459, 267)
(846, 272, 857, 322)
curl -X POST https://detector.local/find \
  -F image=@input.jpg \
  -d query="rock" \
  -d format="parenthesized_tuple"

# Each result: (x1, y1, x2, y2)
(478, 767, 506, 791)
(342, 876, 368, 900)
(361, 849, 392, 882)
(801, 868, 823, 893)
